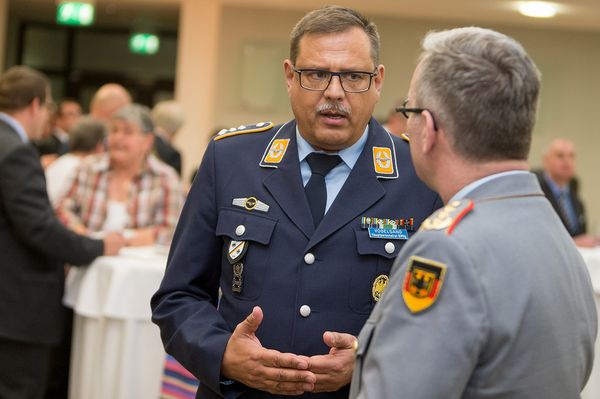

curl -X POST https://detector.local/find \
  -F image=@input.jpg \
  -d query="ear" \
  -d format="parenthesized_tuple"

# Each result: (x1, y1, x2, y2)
(373, 64, 385, 96)
(283, 59, 295, 93)
(420, 110, 438, 155)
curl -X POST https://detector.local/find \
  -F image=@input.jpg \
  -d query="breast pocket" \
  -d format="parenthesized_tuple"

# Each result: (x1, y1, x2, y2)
(216, 208, 277, 300)
(350, 228, 401, 314)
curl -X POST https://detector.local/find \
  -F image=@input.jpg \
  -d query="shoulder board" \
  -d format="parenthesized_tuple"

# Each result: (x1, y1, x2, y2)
(213, 122, 274, 141)
(400, 132, 410, 143)
(420, 199, 474, 235)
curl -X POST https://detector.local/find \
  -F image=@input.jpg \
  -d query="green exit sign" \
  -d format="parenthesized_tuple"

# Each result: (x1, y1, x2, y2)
(129, 33, 160, 55)
(56, 2, 95, 26)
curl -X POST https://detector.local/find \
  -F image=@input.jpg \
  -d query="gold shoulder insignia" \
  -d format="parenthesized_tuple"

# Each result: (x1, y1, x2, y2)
(400, 132, 410, 143)
(213, 122, 274, 141)
(402, 256, 447, 313)
(420, 199, 474, 235)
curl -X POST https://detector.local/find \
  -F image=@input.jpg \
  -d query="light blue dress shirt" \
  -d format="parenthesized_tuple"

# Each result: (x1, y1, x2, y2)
(297, 125, 368, 213)
(0, 112, 29, 143)
(543, 172, 578, 229)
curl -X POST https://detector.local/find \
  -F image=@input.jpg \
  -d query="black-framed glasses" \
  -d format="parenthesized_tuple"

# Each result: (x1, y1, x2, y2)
(396, 99, 438, 130)
(292, 67, 377, 93)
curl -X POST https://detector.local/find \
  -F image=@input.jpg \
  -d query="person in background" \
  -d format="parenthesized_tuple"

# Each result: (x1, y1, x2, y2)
(381, 99, 407, 137)
(349, 27, 597, 399)
(0, 66, 124, 399)
(46, 116, 106, 206)
(152, 100, 185, 176)
(152, 6, 441, 398)
(535, 138, 598, 247)
(89, 83, 132, 122)
(56, 103, 184, 246)
(34, 99, 83, 168)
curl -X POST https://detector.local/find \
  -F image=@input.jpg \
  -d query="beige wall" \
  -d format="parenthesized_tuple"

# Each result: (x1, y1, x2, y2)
(202, 5, 600, 229)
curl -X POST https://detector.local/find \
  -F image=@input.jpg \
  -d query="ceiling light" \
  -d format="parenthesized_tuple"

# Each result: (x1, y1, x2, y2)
(518, 2, 558, 18)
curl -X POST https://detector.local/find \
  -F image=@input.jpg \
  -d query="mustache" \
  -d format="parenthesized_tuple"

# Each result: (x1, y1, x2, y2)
(316, 102, 351, 118)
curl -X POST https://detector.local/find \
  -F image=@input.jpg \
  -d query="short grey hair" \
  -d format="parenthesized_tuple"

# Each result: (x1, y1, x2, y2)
(415, 27, 541, 161)
(69, 116, 106, 152)
(151, 101, 185, 136)
(112, 103, 154, 135)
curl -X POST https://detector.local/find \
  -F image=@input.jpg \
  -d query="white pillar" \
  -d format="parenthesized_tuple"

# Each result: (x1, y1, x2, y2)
(0, 0, 8, 70)
(174, 0, 221, 182)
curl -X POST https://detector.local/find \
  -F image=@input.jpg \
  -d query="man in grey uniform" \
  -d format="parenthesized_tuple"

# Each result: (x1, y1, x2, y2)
(349, 27, 597, 399)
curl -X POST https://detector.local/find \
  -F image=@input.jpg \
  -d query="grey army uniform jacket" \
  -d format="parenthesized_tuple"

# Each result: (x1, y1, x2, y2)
(350, 172, 597, 399)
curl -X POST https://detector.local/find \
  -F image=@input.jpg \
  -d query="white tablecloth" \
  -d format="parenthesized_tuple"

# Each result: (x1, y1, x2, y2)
(579, 247, 600, 399)
(64, 246, 168, 399)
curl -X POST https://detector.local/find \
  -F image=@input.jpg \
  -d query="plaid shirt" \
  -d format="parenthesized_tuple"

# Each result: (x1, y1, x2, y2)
(56, 153, 184, 244)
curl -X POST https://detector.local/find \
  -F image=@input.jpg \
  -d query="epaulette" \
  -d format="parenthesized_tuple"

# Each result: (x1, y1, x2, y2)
(213, 122, 274, 141)
(420, 199, 474, 235)
(400, 132, 410, 143)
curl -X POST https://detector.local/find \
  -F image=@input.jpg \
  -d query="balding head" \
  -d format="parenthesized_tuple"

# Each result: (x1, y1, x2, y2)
(543, 138, 576, 187)
(90, 83, 131, 122)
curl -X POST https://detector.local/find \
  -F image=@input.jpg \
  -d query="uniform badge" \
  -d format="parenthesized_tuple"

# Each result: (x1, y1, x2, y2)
(360, 216, 414, 240)
(232, 262, 244, 293)
(372, 147, 394, 175)
(232, 197, 270, 213)
(372, 274, 389, 302)
(264, 139, 290, 164)
(227, 240, 248, 264)
(402, 256, 447, 313)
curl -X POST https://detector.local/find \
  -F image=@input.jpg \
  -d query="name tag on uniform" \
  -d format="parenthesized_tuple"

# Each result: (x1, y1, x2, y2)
(368, 228, 408, 240)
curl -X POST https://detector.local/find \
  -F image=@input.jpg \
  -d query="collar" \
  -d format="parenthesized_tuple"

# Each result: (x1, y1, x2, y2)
(450, 170, 530, 202)
(54, 128, 69, 143)
(0, 112, 29, 143)
(295, 124, 368, 169)
(543, 172, 570, 197)
(260, 118, 398, 179)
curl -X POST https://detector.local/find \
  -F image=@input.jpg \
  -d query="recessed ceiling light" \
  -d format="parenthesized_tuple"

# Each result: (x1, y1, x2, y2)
(518, 1, 558, 18)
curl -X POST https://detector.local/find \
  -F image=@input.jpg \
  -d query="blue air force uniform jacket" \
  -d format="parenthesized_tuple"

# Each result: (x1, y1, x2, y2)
(151, 118, 441, 398)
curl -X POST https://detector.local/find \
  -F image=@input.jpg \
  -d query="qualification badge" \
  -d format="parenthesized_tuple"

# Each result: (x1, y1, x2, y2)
(232, 197, 270, 213)
(372, 146, 394, 175)
(402, 256, 447, 313)
(227, 239, 248, 293)
(264, 139, 290, 164)
(372, 274, 389, 302)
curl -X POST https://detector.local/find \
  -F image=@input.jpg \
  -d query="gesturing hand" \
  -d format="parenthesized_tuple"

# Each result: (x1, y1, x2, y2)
(308, 331, 357, 392)
(221, 306, 316, 395)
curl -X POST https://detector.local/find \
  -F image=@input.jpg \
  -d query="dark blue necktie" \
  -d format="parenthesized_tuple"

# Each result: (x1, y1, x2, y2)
(557, 190, 577, 233)
(305, 153, 342, 227)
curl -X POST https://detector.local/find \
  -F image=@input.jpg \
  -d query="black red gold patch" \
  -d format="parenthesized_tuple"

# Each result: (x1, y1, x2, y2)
(402, 256, 447, 313)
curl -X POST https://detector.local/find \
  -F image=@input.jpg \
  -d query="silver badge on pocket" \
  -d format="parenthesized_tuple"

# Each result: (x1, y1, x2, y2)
(227, 240, 248, 264)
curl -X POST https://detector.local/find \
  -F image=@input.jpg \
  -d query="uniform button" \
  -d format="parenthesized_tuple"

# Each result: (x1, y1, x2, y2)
(304, 253, 315, 265)
(299, 305, 311, 317)
(385, 242, 395, 254)
(235, 225, 246, 236)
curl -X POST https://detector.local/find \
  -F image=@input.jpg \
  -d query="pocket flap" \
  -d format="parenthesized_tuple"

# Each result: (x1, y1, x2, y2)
(354, 228, 401, 259)
(216, 208, 277, 244)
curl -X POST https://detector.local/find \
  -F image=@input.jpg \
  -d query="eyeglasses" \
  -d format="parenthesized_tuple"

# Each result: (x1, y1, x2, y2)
(292, 67, 377, 93)
(395, 99, 438, 130)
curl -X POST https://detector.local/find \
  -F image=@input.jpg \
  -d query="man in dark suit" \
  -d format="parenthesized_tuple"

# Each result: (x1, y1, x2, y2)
(152, 100, 184, 175)
(34, 99, 82, 157)
(535, 138, 598, 247)
(0, 66, 125, 399)
(151, 6, 441, 399)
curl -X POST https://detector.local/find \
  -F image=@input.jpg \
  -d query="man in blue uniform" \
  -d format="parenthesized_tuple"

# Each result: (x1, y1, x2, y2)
(151, 6, 440, 398)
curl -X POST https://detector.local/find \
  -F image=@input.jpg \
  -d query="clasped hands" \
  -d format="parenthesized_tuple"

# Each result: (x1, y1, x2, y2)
(221, 306, 357, 396)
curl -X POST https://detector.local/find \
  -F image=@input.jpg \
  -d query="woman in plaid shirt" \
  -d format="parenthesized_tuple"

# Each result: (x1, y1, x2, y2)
(56, 104, 184, 246)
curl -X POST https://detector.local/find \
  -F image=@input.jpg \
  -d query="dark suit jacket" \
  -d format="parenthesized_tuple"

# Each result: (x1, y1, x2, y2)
(34, 131, 69, 156)
(534, 170, 587, 236)
(152, 118, 442, 399)
(0, 120, 103, 345)
(154, 134, 182, 175)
